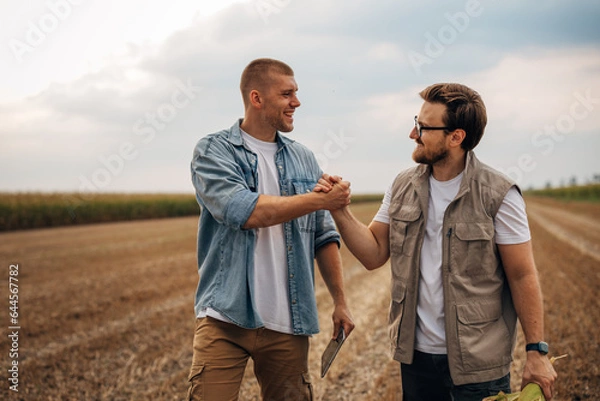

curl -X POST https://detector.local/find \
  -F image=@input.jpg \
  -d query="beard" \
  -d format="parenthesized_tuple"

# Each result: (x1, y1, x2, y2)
(412, 142, 449, 165)
(264, 109, 294, 133)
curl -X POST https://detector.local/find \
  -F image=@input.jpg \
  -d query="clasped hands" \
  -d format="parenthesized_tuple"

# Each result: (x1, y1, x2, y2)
(313, 173, 351, 211)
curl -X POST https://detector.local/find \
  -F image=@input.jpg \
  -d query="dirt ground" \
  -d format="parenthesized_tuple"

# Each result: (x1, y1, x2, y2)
(0, 197, 598, 400)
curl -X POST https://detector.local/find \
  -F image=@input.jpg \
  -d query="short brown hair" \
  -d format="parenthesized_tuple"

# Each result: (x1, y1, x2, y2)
(240, 58, 294, 107)
(419, 83, 487, 151)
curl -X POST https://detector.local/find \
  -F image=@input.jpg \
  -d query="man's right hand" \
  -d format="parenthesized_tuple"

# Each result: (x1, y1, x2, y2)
(314, 173, 343, 193)
(315, 174, 351, 210)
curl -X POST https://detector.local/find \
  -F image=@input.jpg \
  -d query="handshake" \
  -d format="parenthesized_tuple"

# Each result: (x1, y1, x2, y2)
(313, 173, 352, 212)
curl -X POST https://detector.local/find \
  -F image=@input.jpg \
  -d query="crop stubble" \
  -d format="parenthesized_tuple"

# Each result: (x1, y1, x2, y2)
(0, 198, 598, 400)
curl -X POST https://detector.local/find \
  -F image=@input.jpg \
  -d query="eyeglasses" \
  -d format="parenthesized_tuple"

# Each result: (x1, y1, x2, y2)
(414, 115, 450, 138)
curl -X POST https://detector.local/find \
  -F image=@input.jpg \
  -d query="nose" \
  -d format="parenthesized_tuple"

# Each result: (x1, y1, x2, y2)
(291, 94, 301, 108)
(409, 126, 419, 140)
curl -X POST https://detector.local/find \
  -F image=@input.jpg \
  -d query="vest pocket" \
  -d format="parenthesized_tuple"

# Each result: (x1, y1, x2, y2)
(451, 222, 495, 276)
(455, 300, 512, 371)
(388, 281, 406, 349)
(390, 207, 421, 256)
(454, 222, 493, 241)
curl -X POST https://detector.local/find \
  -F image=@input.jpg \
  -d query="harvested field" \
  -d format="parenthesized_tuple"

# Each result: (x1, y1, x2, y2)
(1, 197, 598, 400)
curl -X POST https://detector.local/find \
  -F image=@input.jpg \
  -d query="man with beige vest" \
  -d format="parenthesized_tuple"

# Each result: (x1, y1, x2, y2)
(317, 83, 557, 400)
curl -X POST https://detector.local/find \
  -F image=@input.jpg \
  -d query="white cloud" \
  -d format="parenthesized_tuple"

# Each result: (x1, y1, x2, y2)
(366, 42, 405, 63)
(0, 0, 244, 100)
(1, 0, 599, 193)
(470, 47, 600, 137)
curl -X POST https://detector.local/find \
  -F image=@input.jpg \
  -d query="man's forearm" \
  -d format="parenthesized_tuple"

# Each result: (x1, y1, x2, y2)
(499, 242, 546, 343)
(316, 242, 355, 338)
(243, 192, 324, 229)
(331, 207, 389, 270)
(243, 180, 350, 229)
(511, 273, 546, 343)
(507, 267, 557, 399)
(316, 242, 347, 306)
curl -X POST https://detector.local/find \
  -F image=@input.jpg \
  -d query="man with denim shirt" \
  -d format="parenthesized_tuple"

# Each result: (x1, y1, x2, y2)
(187, 58, 355, 401)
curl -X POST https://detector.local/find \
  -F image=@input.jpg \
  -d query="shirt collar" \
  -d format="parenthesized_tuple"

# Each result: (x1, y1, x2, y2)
(227, 118, 295, 149)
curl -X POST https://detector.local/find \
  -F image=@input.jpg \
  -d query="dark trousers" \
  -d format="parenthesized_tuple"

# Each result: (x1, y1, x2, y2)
(401, 350, 510, 401)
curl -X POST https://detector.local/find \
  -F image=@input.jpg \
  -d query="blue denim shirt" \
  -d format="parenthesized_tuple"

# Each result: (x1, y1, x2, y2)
(190, 119, 340, 335)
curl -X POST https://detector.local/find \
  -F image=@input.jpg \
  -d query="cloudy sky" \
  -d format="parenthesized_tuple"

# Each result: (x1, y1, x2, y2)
(2, 0, 599, 195)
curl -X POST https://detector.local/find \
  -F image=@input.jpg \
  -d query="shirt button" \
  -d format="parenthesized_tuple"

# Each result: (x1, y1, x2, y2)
(290, 274, 294, 279)
(292, 299, 297, 304)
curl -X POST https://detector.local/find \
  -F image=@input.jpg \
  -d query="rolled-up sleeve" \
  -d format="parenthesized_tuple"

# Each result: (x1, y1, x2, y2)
(309, 157, 340, 250)
(191, 136, 259, 229)
(314, 209, 341, 250)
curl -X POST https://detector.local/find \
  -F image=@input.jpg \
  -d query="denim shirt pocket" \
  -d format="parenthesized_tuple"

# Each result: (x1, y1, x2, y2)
(291, 181, 317, 233)
(239, 150, 257, 193)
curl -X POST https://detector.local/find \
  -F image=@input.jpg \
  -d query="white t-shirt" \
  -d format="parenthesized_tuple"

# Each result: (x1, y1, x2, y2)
(373, 173, 530, 354)
(201, 131, 293, 334)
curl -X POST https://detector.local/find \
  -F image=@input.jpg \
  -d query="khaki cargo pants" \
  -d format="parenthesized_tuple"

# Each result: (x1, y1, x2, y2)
(188, 317, 313, 401)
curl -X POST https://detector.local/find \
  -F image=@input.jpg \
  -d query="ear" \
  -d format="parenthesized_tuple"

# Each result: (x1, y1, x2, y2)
(448, 128, 466, 149)
(249, 89, 262, 109)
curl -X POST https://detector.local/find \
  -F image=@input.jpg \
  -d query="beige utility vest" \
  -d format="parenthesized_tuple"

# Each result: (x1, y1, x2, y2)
(388, 151, 518, 385)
